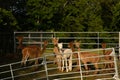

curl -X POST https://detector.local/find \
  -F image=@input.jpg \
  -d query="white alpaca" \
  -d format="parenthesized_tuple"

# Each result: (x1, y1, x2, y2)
(58, 43, 73, 72)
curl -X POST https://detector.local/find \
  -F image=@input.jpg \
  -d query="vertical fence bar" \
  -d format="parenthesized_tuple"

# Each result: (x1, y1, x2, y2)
(97, 32, 100, 49)
(40, 31, 43, 48)
(28, 33, 31, 45)
(44, 55, 49, 80)
(14, 32, 16, 53)
(113, 48, 119, 79)
(97, 32, 100, 54)
(77, 52, 83, 80)
(118, 32, 120, 59)
(10, 64, 14, 80)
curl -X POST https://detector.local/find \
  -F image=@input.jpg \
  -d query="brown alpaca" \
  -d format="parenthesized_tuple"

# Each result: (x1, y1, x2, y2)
(21, 40, 48, 69)
(16, 36, 25, 53)
(52, 37, 62, 71)
(74, 40, 100, 74)
(101, 42, 114, 69)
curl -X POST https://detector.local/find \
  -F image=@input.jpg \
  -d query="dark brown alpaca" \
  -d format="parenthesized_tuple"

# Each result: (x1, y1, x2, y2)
(21, 40, 48, 69)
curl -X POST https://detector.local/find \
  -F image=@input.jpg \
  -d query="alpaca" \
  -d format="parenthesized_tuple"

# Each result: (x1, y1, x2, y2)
(57, 42, 73, 72)
(101, 42, 114, 69)
(74, 40, 100, 74)
(16, 36, 24, 54)
(52, 37, 62, 71)
(21, 40, 48, 69)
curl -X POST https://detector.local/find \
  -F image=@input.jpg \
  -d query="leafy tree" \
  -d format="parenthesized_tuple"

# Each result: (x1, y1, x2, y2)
(26, 0, 103, 32)
(1, 0, 120, 32)
(100, 0, 119, 31)
(0, 8, 18, 31)
(73, 0, 103, 32)
(110, 0, 120, 31)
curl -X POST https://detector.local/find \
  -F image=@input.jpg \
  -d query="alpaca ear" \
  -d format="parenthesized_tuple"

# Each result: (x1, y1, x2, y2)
(57, 37, 59, 41)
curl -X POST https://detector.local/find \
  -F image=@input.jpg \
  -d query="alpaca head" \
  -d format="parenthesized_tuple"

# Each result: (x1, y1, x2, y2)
(68, 41, 74, 48)
(52, 37, 59, 45)
(43, 40, 48, 47)
(101, 42, 106, 49)
(74, 40, 81, 48)
(58, 43, 63, 49)
(16, 36, 23, 43)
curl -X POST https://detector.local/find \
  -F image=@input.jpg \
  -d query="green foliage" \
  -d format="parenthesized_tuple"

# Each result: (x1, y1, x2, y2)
(110, 1, 120, 31)
(26, 0, 103, 31)
(0, 8, 18, 31)
(0, 0, 120, 32)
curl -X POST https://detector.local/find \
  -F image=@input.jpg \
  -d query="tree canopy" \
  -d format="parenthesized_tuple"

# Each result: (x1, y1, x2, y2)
(0, 0, 120, 32)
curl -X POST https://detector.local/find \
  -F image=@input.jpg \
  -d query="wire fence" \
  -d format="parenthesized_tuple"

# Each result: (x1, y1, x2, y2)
(0, 48, 119, 80)
(14, 32, 119, 53)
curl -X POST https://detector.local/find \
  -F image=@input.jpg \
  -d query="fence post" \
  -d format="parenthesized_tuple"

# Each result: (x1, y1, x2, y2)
(118, 32, 120, 59)
(40, 31, 43, 48)
(28, 33, 31, 45)
(43, 55, 49, 80)
(97, 32, 100, 49)
(14, 32, 16, 53)
(113, 48, 119, 79)
(97, 32, 100, 54)
(10, 64, 14, 80)
(77, 52, 83, 80)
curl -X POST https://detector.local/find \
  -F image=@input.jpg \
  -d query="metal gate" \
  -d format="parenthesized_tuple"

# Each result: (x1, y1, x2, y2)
(0, 48, 119, 80)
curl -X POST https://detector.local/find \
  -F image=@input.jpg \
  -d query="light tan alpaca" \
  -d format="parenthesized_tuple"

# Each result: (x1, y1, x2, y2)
(101, 42, 114, 69)
(58, 42, 73, 72)
(74, 40, 100, 74)
(52, 37, 62, 71)
(16, 36, 24, 53)
(21, 40, 48, 69)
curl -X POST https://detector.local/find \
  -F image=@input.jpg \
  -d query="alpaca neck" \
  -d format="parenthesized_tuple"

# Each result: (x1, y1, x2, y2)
(77, 47, 80, 52)
(41, 45, 47, 54)
(102, 47, 106, 55)
(18, 41, 24, 49)
(71, 46, 75, 52)
(54, 44, 61, 52)
(103, 49, 106, 55)
(76, 47, 81, 58)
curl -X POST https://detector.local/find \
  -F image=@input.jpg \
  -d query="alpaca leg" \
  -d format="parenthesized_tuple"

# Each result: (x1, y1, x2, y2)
(56, 55, 62, 71)
(35, 59, 39, 69)
(65, 58, 68, 72)
(94, 63, 99, 74)
(21, 54, 28, 66)
(58, 58, 62, 71)
(62, 58, 64, 72)
(54, 58, 57, 64)
(68, 56, 72, 71)
(84, 63, 89, 74)
(76, 60, 80, 71)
